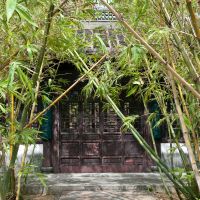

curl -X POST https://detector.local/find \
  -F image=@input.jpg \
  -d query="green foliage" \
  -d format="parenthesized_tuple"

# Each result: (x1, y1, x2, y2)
(6, 0, 17, 22)
(0, 0, 96, 198)
(15, 4, 38, 27)
(0, 0, 200, 199)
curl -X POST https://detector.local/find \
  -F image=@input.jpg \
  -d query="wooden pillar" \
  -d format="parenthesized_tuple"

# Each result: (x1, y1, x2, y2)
(51, 104, 60, 173)
(41, 105, 60, 173)
(41, 140, 53, 173)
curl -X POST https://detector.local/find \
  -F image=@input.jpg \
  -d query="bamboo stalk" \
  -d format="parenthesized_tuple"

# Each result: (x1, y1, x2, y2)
(163, 112, 185, 200)
(144, 58, 189, 170)
(32, 4, 55, 86)
(15, 146, 28, 200)
(0, 134, 4, 168)
(24, 54, 107, 129)
(167, 71, 200, 192)
(164, 40, 200, 193)
(186, 0, 200, 40)
(16, 40, 53, 200)
(16, 4, 55, 199)
(157, 7, 191, 176)
(16, 50, 44, 200)
(75, 51, 196, 199)
(178, 84, 200, 162)
(1, 94, 16, 199)
(142, 96, 173, 200)
(158, 0, 200, 88)
(9, 94, 16, 196)
(16, 55, 106, 200)
(162, 104, 189, 170)
(178, 95, 200, 163)
(165, 40, 200, 163)
(99, 0, 200, 100)
(10, 94, 14, 160)
(166, 0, 200, 69)
(24, 144, 36, 184)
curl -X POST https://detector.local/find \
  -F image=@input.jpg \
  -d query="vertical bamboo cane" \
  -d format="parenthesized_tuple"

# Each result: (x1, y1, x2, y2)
(144, 58, 189, 170)
(8, 93, 16, 197)
(167, 71, 200, 192)
(142, 96, 173, 200)
(185, 0, 200, 40)
(99, 0, 200, 100)
(165, 41, 200, 162)
(158, 0, 200, 90)
(16, 4, 55, 199)
(10, 94, 14, 160)
(177, 84, 200, 162)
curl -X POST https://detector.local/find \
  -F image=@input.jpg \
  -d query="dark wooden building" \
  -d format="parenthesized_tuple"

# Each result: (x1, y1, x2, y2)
(41, 1, 159, 173)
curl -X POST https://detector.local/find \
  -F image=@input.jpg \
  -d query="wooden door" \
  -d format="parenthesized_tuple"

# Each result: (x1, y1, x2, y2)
(54, 92, 150, 172)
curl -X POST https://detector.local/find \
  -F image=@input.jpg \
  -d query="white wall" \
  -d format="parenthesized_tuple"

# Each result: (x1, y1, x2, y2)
(161, 143, 188, 168)
(0, 144, 43, 173)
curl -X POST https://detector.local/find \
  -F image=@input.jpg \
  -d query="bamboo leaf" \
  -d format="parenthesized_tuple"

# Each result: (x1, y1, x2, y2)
(35, 173, 47, 188)
(9, 88, 25, 102)
(0, 104, 6, 113)
(147, 112, 156, 122)
(7, 62, 17, 88)
(16, 4, 38, 27)
(95, 34, 108, 54)
(154, 117, 166, 128)
(18, 128, 41, 144)
(6, 0, 17, 22)
(183, 114, 193, 131)
(126, 86, 139, 97)
(16, 67, 33, 96)
(42, 95, 52, 105)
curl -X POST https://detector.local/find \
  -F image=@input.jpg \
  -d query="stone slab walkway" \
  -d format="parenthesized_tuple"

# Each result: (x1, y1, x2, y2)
(23, 173, 173, 200)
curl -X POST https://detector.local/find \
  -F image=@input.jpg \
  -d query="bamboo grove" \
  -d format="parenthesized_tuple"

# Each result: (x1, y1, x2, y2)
(0, 0, 200, 199)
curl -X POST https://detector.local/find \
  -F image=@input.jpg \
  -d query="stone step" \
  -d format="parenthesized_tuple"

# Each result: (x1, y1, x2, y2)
(22, 173, 173, 196)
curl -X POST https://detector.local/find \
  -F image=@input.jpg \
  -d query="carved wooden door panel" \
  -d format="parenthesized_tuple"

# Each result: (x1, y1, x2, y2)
(58, 94, 149, 172)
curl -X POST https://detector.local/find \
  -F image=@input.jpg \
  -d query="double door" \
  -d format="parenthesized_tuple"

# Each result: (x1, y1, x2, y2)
(55, 95, 150, 172)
